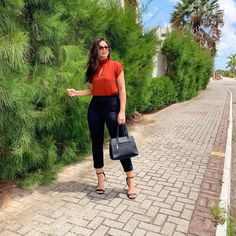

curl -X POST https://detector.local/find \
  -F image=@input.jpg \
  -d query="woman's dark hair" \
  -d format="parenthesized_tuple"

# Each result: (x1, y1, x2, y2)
(85, 38, 111, 83)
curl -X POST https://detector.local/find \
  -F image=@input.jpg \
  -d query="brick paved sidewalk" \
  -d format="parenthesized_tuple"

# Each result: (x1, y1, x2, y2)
(0, 81, 230, 236)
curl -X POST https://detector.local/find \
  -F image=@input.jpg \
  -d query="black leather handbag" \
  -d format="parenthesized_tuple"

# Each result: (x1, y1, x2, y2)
(109, 125, 138, 160)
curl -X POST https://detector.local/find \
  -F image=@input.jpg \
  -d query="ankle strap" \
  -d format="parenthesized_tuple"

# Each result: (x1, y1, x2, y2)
(96, 172, 103, 175)
(96, 172, 105, 176)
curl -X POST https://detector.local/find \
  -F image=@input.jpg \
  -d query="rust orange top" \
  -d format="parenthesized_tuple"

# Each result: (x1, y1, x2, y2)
(91, 59, 123, 96)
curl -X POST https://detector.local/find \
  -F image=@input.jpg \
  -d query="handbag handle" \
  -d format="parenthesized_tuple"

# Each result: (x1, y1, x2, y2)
(116, 124, 129, 139)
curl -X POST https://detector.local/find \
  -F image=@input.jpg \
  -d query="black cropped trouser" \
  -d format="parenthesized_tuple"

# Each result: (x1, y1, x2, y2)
(87, 95, 133, 172)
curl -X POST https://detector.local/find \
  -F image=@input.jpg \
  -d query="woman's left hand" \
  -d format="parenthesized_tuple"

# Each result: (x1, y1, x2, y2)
(117, 111, 126, 124)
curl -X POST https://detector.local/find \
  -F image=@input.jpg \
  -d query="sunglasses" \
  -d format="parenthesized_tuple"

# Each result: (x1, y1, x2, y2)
(99, 46, 110, 50)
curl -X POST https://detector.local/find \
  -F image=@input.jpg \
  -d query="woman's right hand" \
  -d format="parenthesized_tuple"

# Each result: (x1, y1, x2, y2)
(67, 88, 77, 96)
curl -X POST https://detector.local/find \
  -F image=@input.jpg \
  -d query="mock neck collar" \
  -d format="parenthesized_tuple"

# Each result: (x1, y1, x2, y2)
(99, 58, 109, 65)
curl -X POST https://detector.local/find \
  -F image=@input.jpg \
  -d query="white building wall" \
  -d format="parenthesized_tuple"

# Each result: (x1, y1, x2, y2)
(152, 27, 170, 77)
(152, 52, 158, 77)
(156, 53, 167, 76)
(120, 0, 125, 7)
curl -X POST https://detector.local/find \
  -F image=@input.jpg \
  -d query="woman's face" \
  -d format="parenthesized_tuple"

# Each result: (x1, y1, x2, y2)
(98, 40, 110, 61)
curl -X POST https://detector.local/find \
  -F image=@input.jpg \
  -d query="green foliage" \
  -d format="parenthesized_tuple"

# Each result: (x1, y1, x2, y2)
(137, 76, 177, 112)
(0, 0, 33, 180)
(228, 215, 236, 236)
(209, 205, 236, 235)
(227, 53, 236, 77)
(0, 78, 34, 180)
(170, 0, 224, 56)
(215, 69, 225, 76)
(209, 205, 226, 225)
(0, 0, 157, 184)
(215, 69, 234, 78)
(20, 163, 63, 189)
(0, 0, 215, 186)
(162, 30, 213, 101)
(123, 30, 158, 115)
(74, 0, 158, 115)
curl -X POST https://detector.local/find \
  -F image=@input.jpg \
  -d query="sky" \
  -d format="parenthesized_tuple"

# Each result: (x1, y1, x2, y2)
(140, 0, 236, 70)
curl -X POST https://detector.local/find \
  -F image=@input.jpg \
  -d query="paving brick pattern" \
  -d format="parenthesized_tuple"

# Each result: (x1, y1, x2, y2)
(0, 81, 229, 236)
(222, 81, 236, 216)
(231, 98, 236, 215)
(187, 91, 230, 236)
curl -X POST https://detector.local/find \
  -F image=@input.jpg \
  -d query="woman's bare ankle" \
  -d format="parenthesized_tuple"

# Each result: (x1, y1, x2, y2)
(126, 171, 135, 194)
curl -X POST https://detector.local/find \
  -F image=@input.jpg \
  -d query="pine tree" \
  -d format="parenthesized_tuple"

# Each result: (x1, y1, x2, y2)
(0, 0, 157, 183)
(23, 0, 91, 169)
(0, 0, 34, 180)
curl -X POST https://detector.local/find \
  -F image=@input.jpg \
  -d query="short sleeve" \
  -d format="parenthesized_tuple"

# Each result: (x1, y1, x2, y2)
(114, 61, 123, 78)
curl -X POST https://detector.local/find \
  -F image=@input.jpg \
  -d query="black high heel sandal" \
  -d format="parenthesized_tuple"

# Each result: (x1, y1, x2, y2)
(96, 172, 106, 194)
(126, 176, 137, 199)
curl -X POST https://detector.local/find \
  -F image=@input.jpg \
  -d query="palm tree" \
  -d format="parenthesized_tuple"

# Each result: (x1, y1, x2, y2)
(227, 53, 236, 77)
(171, 0, 224, 56)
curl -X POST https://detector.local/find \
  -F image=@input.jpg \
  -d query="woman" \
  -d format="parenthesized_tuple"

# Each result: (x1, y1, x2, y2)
(67, 38, 136, 199)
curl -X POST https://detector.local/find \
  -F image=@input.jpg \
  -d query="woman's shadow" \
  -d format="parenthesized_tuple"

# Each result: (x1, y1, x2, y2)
(38, 178, 128, 203)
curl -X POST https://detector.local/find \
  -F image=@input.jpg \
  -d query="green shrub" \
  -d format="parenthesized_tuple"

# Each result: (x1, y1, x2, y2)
(228, 215, 236, 236)
(0, 0, 157, 183)
(137, 76, 177, 112)
(162, 30, 213, 101)
(89, 0, 158, 115)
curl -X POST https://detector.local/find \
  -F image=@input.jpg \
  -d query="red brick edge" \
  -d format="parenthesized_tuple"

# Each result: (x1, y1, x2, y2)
(187, 93, 230, 236)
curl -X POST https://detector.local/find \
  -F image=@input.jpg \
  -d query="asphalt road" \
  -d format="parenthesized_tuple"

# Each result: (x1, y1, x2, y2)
(219, 78, 236, 216)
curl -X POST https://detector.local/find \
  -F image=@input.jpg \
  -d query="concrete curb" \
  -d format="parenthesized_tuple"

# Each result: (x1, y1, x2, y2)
(216, 84, 233, 236)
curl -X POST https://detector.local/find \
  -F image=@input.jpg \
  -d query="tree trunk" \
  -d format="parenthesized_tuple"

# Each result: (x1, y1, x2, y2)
(125, 0, 137, 8)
